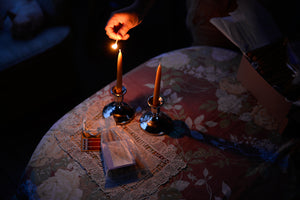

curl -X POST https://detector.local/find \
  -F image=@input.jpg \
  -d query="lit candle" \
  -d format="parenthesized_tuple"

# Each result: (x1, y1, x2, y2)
(153, 64, 161, 106)
(116, 49, 122, 93)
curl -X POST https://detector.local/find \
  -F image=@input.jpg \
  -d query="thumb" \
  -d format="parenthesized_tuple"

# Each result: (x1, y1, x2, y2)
(117, 25, 131, 40)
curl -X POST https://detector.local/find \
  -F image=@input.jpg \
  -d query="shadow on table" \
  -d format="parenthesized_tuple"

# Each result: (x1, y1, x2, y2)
(169, 120, 300, 200)
(127, 94, 297, 165)
(169, 120, 297, 165)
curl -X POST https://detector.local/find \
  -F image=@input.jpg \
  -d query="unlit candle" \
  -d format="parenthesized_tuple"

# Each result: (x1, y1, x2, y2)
(153, 64, 161, 106)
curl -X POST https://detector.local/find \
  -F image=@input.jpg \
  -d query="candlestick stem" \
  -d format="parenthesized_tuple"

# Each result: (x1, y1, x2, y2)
(102, 86, 135, 124)
(139, 96, 173, 135)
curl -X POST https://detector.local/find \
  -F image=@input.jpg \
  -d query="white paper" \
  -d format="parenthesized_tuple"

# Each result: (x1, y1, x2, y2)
(102, 140, 135, 170)
(210, 0, 282, 52)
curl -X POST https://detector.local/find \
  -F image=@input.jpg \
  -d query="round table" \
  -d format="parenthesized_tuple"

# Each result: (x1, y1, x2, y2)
(16, 46, 299, 200)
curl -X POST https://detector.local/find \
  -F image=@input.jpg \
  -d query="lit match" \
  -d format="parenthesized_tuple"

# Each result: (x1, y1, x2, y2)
(112, 40, 118, 50)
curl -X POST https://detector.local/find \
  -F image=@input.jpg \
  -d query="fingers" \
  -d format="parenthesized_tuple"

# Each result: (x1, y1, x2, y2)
(105, 21, 124, 40)
(122, 33, 130, 40)
(105, 23, 131, 40)
(105, 15, 129, 40)
(105, 12, 140, 40)
(105, 15, 119, 39)
(116, 24, 131, 40)
(105, 25, 130, 40)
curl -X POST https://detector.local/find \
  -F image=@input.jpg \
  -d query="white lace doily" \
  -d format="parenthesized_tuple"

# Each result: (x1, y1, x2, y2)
(54, 97, 186, 199)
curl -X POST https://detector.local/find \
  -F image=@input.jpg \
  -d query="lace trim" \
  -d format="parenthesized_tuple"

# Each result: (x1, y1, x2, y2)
(54, 99, 186, 199)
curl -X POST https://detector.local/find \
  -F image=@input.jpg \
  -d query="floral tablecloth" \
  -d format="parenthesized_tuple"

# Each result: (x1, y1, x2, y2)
(16, 46, 299, 200)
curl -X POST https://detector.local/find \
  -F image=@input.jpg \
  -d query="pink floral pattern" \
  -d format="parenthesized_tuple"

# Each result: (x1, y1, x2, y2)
(16, 46, 296, 200)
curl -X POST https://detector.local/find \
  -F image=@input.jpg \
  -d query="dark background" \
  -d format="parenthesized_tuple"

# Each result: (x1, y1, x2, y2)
(0, 0, 192, 199)
(2, 0, 300, 199)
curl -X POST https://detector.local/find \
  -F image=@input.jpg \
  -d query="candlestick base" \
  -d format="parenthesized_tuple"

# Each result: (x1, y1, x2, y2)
(102, 86, 135, 125)
(139, 96, 173, 135)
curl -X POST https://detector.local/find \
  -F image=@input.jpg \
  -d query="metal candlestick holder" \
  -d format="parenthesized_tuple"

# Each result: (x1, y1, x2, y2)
(139, 96, 173, 135)
(102, 86, 135, 124)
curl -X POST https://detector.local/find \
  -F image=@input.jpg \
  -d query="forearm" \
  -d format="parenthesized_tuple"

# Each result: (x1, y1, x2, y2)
(129, 0, 156, 20)
(105, 0, 156, 40)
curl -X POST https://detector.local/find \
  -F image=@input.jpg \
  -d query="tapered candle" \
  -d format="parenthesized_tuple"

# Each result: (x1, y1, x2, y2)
(116, 49, 122, 93)
(153, 64, 162, 106)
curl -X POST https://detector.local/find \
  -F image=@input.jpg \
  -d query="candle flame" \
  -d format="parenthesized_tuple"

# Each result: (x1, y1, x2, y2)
(111, 40, 118, 50)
